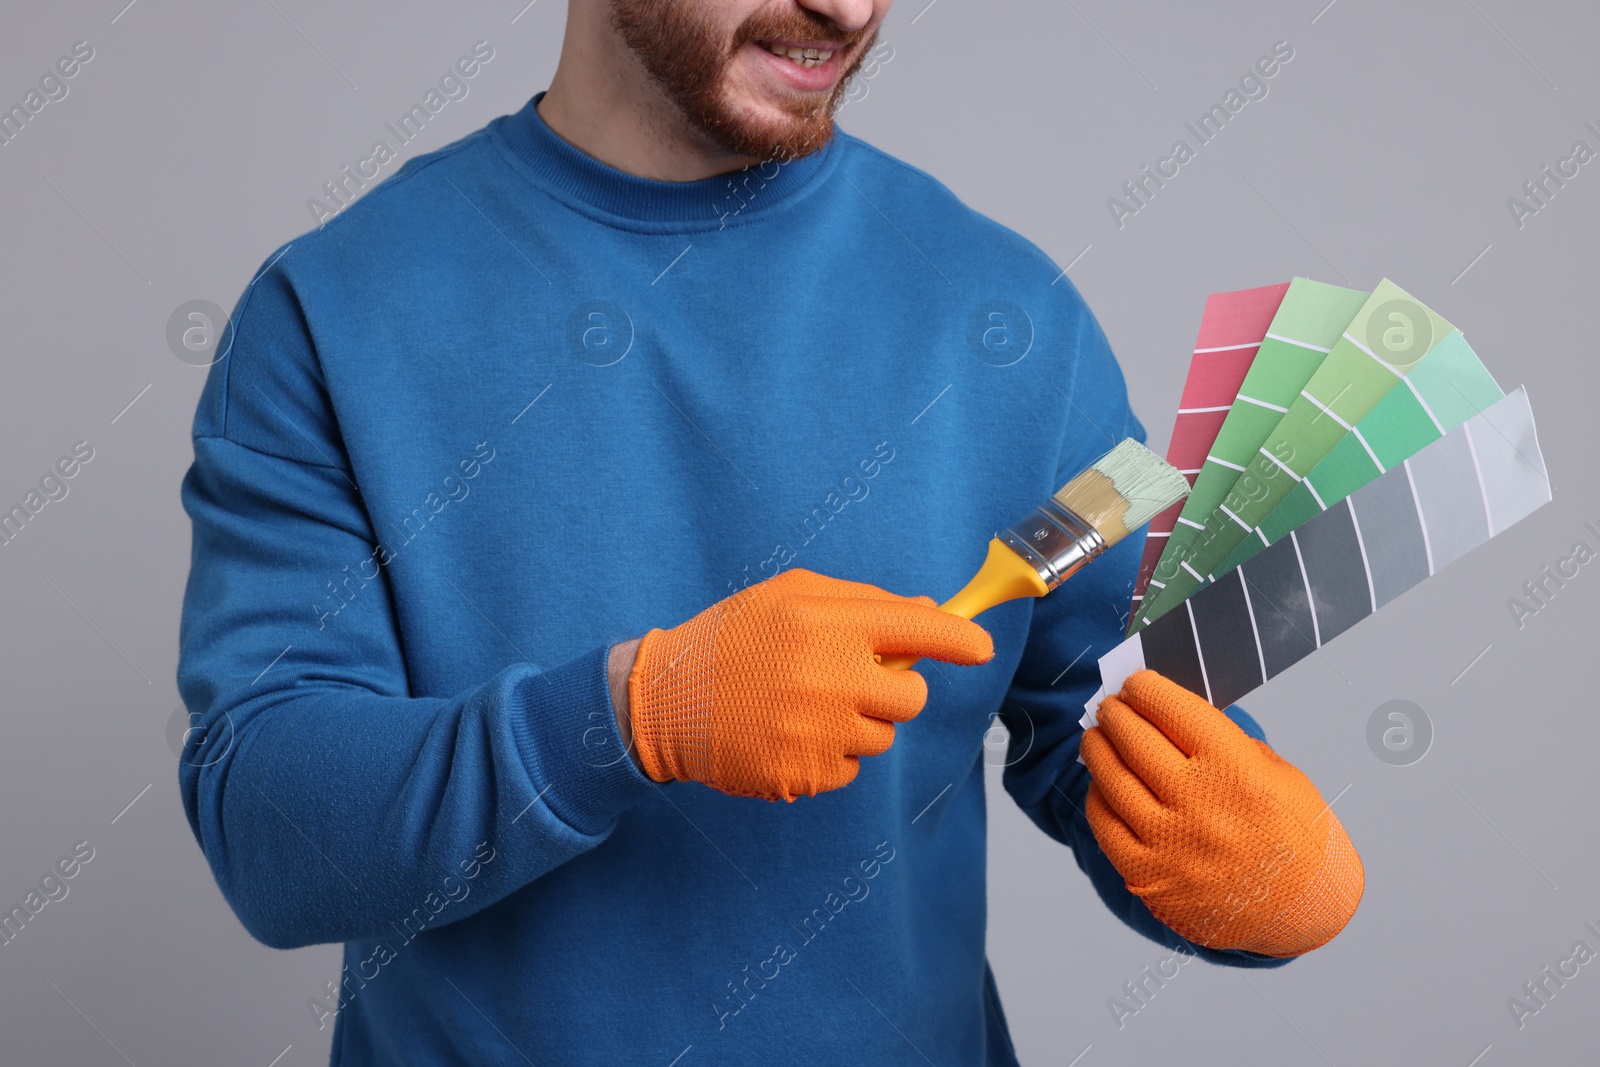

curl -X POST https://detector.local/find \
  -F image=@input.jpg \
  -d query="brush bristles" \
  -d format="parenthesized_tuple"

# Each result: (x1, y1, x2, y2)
(1052, 438, 1191, 546)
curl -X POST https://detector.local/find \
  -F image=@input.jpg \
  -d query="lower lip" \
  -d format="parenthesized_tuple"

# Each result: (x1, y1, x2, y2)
(750, 42, 842, 92)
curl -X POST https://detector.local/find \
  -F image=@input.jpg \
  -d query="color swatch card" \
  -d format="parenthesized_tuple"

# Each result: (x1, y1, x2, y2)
(1083, 388, 1549, 725)
(1131, 282, 1290, 609)
(1213, 330, 1504, 580)
(1132, 279, 1455, 631)
(1133, 278, 1367, 633)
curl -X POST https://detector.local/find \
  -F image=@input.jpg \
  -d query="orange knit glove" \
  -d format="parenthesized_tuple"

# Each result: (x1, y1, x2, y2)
(627, 567, 994, 802)
(1081, 670, 1363, 957)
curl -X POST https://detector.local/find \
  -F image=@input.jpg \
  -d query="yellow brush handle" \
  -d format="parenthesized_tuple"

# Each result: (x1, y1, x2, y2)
(878, 537, 1049, 671)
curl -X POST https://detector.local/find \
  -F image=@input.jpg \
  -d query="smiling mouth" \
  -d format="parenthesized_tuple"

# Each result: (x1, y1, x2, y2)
(758, 40, 841, 69)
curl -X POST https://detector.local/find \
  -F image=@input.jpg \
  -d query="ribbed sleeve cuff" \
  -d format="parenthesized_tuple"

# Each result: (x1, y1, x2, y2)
(505, 643, 656, 837)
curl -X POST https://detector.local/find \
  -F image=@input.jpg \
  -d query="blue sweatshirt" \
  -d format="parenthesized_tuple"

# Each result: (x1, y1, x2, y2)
(176, 89, 1287, 1067)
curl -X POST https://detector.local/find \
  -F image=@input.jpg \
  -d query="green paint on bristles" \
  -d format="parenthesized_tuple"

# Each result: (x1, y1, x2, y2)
(1055, 438, 1191, 545)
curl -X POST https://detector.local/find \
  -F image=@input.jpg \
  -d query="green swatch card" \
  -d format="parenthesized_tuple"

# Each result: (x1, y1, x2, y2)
(1134, 278, 1454, 630)
(1210, 330, 1504, 579)
(1137, 278, 1368, 633)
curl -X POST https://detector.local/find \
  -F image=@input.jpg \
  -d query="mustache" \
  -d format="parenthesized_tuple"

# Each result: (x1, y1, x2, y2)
(732, 9, 872, 52)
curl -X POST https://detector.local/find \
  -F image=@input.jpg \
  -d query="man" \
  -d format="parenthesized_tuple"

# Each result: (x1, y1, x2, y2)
(176, 1, 1363, 1063)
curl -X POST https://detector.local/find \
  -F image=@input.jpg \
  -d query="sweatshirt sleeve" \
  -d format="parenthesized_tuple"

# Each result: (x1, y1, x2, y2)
(994, 283, 1291, 969)
(175, 248, 656, 951)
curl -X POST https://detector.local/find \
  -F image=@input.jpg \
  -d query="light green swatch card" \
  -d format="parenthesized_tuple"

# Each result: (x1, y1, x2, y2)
(1210, 330, 1504, 579)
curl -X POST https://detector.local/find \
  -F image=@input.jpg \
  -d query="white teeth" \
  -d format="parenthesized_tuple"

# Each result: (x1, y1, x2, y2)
(764, 43, 834, 69)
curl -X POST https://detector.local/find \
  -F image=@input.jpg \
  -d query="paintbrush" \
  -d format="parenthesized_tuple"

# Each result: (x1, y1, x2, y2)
(879, 439, 1191, 671)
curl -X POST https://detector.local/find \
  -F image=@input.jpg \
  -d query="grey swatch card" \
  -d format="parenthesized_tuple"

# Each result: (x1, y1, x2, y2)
(1083, 387, 1549, 724)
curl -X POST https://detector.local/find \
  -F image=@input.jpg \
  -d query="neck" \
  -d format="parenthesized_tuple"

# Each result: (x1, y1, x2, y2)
(538, 2, 762, 183)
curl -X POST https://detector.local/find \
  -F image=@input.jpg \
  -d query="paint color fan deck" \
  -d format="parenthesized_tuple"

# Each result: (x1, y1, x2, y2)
(1082, 279, 1551, 728)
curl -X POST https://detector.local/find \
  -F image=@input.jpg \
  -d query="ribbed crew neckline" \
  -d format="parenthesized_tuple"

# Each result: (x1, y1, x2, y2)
(493, 90, 841, 230)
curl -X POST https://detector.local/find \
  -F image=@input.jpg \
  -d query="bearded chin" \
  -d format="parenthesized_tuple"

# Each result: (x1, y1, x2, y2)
(610, 0, 871, 163)
(685, 79, 847, 162)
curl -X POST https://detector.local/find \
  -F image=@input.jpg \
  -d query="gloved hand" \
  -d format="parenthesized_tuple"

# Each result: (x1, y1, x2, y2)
(1080, 669, 1363, 956)
(627, 567, 994, 802)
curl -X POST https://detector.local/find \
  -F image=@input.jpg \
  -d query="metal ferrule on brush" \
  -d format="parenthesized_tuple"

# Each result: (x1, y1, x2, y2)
(998, 499, 1107, 591)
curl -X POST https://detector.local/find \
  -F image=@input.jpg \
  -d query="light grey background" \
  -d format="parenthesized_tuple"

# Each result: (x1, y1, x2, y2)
(1, 1, 1595, 1064)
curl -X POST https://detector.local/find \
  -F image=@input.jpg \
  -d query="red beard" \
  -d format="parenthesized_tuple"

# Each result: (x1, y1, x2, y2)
(608, 0, 878, 162)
